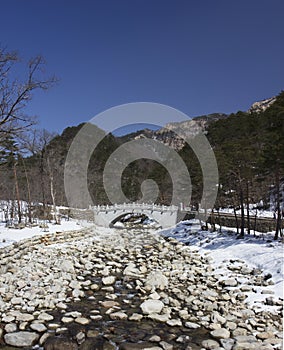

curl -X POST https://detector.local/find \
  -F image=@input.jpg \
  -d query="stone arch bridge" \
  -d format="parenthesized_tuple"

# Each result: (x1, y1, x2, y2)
(92, 203, 179, 228)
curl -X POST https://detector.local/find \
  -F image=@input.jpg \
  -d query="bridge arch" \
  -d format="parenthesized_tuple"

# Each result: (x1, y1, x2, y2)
(92, 203, 178, 229)
(109, 212, 160, 228)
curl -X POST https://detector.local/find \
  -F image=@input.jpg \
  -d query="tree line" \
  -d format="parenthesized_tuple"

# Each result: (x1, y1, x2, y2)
(0, 46, 283, 239)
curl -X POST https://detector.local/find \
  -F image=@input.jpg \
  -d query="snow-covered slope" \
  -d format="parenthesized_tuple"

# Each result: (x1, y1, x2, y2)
(0, 220, 92, 248)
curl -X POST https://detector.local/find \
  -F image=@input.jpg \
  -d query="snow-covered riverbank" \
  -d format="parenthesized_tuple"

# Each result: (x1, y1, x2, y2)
(0, 219, 93, 248)
(160, 220, 284, 312)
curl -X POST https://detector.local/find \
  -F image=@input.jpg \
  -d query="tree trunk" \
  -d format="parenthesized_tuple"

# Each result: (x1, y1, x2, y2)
(246, 181, 250, 235)
(233, 207, 239, 235)
(239, 185, 245, 238)
(40, 150, 46, 219)
(197, 207, 203, 230)
(274, 168, 282, 240)
(253, 209, 257, 236)
(13, 162, 22, 224)
(50, 172, 58, 224)
(211, 208, 216, 232)
(47, 157, 59, 225)
(22, 157, 32, 223)
(217, 208, 222, 232)
(204, 199, 208, 230)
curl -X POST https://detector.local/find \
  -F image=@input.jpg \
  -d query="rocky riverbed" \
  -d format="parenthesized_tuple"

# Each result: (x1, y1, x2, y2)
(0, 226, 282, 349)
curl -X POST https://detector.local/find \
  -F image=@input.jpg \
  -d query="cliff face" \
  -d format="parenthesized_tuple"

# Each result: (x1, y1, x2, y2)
(248, 96, 276, 114)
(130, 113, 228, 150)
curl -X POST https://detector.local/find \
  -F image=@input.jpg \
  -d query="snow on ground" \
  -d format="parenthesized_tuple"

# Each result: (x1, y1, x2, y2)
(160, 220, 284, 312)
(218, 207, 275, 218)
(183, 205, 276, 218)
(0, 219, 93, 248)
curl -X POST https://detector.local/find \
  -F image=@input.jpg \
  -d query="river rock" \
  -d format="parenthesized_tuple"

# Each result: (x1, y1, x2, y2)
(76, 331, 85, 344)
(39, 332, 51, 345)
(30, 322, 47, 332)
(65, 311, 82, 318)
(90, 283, 100, 291)
(234, 335, 257, 343)
(145, 271, 168, 290)
(38, 312, 54, 321)
(61, 259, 75, 273)
(62, 316, 74, 323)
(256, 331, 274, 340)
(166, 318, 182, 327)
(90, 314, 102, 321)
(232, 328, 248, 337)
(69, 280, 81, 289)
(11, 296, 22, 305)
(75, 317, 90, 325)
(102, 276, 116, 285)
(72, 288, 84, 298)
(57, 301, 68, 309)
(221, 278, 238, 287)
(226, 321, 237, 330)
(123, 262, 141, 276)
(140, 299, 164, 314)
(149, 335, 161, 342)
(109, 311, 128, 320)
(129, 313, 143, 321)
(211, 311, 226, 324)
(159, 341, 173, 350)
(4, 331, 39, 347)
(5, 323, 17, 332)
(185, 321, 201, 329)
(100, 300, 119, 308)
(16, 312, 35, 322)
(211, 328, 231, 339)
(201, 339, 220, 349)
(220, 338, 235, 350)
(2, 315, 15, 323)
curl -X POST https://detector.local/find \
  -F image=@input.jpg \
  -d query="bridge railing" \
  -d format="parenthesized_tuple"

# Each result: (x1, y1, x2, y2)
(91, 203, 178, 213)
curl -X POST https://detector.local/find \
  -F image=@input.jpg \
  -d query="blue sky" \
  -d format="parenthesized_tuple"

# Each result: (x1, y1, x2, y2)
(1, 0, 283, 134)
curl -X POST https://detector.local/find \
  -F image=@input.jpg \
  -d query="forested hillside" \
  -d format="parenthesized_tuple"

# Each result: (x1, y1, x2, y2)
(207, 91, 284, 237)
(0, 91, 283, 236)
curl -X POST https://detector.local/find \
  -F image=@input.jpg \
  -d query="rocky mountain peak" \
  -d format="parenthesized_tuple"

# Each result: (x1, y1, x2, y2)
(248, 96, 276, 114)
(125, 113, 228, 151)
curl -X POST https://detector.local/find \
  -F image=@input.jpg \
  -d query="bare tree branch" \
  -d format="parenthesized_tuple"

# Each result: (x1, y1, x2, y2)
(0, 47, 57, 139)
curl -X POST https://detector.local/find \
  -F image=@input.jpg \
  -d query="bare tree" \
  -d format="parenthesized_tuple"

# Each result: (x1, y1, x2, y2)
(0, 47, 57, 139)
(13, 156, 22, 223)
(0, 46, 57, 224)
(20, 155, 33, 223)
(20, 128, 57, 220)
